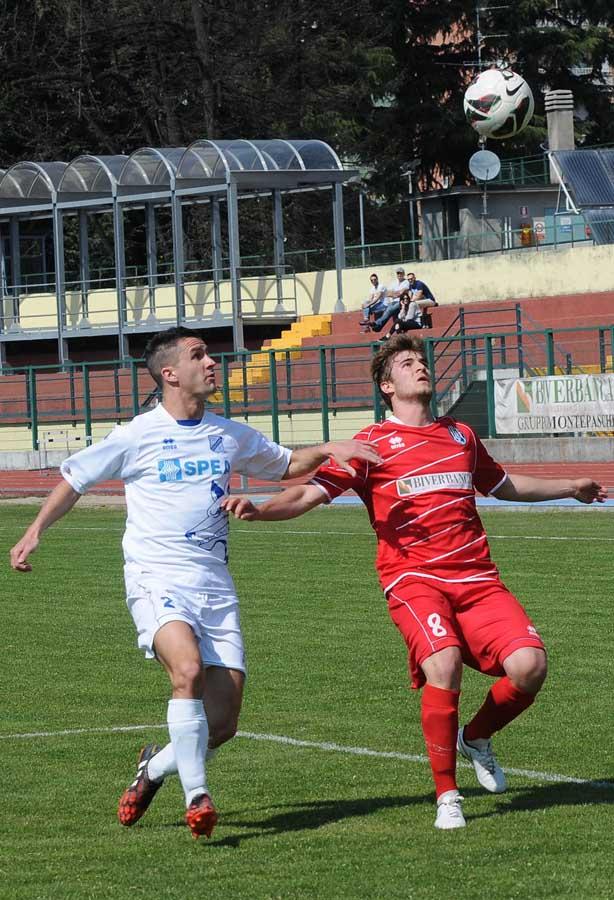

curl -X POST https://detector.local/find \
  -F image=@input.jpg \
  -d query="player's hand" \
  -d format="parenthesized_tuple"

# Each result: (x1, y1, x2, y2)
(326, 440, 382, 476)
(9, 532, 39, 572)
(572, 479, 607, 504)
(220, 496, 262, 521)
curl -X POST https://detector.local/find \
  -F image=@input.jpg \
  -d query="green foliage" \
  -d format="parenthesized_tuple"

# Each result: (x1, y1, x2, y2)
(0, 0, 612, 242)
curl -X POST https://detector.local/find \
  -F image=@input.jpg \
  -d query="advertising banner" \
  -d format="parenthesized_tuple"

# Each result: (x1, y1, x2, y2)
(494, 374, 614, 434)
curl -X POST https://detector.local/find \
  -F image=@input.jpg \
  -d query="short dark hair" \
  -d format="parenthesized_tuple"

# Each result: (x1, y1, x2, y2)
(145, 326, 199, 389)
(370, 272, 378, 279)
(370, 333, 427, 409)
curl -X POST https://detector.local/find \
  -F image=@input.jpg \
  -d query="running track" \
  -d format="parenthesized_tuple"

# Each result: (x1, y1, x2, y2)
(0, 462, 613, 497)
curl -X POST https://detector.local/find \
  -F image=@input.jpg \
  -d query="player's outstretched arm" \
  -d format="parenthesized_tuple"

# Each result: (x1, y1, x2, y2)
(493, 473, 607, 505)
(9, 480, 82, 572)
(222, 484, 326, 522)
(283, 440, 382, 480)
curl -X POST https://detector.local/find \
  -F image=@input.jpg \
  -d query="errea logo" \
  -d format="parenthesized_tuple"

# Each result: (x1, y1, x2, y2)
(389, 436, 405, 449)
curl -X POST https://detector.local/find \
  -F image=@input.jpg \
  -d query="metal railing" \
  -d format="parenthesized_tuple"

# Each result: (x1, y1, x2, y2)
(0, 266, 298, 335)
(0, 324, 613, 450)
(1, 214, 604, 311)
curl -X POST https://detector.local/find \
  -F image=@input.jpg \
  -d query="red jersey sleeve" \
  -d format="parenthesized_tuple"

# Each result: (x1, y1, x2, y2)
(472, 431, 507, 495)
(310, 458, 367, 501)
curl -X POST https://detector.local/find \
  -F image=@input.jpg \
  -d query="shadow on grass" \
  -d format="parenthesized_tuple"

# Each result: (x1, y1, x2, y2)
(466, 778, 614, 823)
(191, 791, 491, 848)
(153, 780, 614, 844)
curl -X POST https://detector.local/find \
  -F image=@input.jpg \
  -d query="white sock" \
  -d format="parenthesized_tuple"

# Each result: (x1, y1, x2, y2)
(147, 741, 219, 781)
(167, 698, 209, 807)
(147, 742, 177, 782)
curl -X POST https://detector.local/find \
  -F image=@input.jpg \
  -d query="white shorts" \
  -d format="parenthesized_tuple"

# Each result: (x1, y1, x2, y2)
(125, 571, 246, 673)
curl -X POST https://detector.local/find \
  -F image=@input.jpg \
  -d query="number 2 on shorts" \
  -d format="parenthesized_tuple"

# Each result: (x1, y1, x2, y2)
(427, 612, 447, 637)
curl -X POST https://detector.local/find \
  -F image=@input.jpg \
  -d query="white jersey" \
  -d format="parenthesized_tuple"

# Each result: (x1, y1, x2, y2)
(60, 405, 291, 593)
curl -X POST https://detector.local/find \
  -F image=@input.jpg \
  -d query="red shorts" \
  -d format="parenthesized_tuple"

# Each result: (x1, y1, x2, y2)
(386, 576, 545, 689)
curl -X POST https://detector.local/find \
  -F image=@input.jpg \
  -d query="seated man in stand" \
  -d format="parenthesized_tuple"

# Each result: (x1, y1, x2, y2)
(359, 273, 387, 331)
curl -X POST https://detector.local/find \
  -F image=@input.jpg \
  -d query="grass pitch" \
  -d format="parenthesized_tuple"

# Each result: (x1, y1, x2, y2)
(1, 504, 613, 899)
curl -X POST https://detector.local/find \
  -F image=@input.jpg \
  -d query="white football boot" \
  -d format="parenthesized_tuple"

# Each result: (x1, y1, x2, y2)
(434, 790, 466, 830)
(457, 726, 507, 793)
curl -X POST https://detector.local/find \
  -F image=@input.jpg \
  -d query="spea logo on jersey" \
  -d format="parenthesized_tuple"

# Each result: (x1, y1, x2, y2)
(447, 424, 467, 445)
(158, 457, 231, 482)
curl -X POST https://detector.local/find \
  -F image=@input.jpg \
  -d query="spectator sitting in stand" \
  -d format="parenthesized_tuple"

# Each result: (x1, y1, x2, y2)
(379, 291, 422, 341)
(408, 272, 438, 329)
(359, 273, 387, 331)
(372, 270, 436, 332)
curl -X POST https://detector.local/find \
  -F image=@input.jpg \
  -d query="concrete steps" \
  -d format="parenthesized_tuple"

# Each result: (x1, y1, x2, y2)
(215, 314, 333, 401)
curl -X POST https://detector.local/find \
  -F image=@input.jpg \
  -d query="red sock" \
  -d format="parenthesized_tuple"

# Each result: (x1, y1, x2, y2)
(464, 676, 535, 742)
(421, 684, 460, 798)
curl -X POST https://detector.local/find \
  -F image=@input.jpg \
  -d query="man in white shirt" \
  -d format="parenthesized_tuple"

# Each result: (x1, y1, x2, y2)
(10, 326, 380, 839)
(360, 273, 387, 329)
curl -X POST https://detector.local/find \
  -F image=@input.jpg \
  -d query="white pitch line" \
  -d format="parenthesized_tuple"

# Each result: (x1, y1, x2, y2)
(1, 523, 612, 542)
(0, 723, 610, 789)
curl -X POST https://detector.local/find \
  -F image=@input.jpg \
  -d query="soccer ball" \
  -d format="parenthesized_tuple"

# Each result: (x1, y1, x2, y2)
(463, 69, 535, 140)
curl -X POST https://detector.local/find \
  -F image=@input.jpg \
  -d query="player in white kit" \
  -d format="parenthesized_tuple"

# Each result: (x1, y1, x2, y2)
(9, 327, 380, 839)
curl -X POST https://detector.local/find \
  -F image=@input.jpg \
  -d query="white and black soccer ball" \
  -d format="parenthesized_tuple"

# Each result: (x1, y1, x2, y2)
(463, 69, 535, 140)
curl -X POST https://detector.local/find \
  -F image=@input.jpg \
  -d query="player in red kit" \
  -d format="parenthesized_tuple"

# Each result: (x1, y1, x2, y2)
(222, 334, 607, 830)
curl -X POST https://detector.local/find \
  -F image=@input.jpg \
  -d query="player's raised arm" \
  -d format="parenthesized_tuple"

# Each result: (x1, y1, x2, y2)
(9, 480, 82, 572)
(222, 483, 326, 521)
(283, 440, 382, 479)
(493, 473, 607, 505)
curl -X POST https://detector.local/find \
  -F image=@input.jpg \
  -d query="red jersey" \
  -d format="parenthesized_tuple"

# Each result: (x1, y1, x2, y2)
(311, 416, 507, 591)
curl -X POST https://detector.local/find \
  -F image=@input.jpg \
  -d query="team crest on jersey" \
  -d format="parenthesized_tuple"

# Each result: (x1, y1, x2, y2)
(161, 437, 178, 453)
(389, 436, 405, 449)
(208, 435, 224, 452)
(158, 458, 182, 482)
(447, 424, 467, 445)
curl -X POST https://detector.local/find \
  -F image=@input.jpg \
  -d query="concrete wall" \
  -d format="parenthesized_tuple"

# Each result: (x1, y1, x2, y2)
(483, 437, 614, 463)
(294, 242, 614, 315)
(6, 241, 614, 330)
(3, 275, 297, 333)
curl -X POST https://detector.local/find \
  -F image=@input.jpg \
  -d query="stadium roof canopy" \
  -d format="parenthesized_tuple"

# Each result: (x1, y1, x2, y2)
(0, 139, 355, 361)
(549, 148, 614, 244)
(0, 139, 346, 209)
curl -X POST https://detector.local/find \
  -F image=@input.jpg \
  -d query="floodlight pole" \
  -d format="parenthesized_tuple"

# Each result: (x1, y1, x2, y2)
(78, 210, 90, 325)
(211, 198, 223, 318)
(9, 217, 21, 326)
(52, 204, 67, 366)
(332, 182, 346, 312)
(272, 189, 286, 313)
(170, 188, 186, 325)
(0, 232, 7, 299)
(358, 189, 366, 268)
(227, 179, 245, 351)
(407, 172, 416, 253)
(145, 202, 158, 323)
(112, 197, 129, 362)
